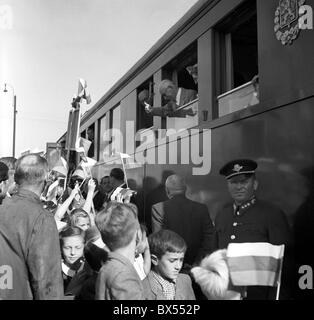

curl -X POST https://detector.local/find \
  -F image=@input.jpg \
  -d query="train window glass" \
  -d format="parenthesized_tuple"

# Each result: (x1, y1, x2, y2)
(111, 104, 121, 133)
(137, 77, 154, 131)
(80, 130, 86, 138)
(215, 0, 259, 118)
(99, 113, 109, 161)
(87, 124, 95, 158)
(161, 41, 199, 130)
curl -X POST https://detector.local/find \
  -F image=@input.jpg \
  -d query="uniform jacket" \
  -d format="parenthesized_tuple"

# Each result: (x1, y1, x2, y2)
(142, 272, 195, 300)
(151, 194, 215, 265)
(214, 198, 291, 248)
(214, 198, 292, 300)
(0, 189, 64, 300)
(95, 252, 144, 300)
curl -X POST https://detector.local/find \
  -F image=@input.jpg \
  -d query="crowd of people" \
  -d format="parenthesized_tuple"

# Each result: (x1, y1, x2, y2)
(0, 154, 293, 300)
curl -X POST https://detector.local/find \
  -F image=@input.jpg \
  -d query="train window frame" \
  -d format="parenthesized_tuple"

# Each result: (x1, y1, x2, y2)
(98, 112, 109, 162)
(213, 0, 259, 119)
(161, 41, 199, 131)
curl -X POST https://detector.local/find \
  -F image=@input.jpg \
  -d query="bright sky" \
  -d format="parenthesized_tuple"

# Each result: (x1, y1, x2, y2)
(0, 0, 198, 158)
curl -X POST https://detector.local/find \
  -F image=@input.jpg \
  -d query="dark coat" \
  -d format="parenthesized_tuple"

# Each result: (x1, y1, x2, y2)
(95, 252, 144, 300)
(214, 199, 291, 248)
(151, 194, 215, 266)
(214, 198, 292, 300)
(0, 189, 64, 300)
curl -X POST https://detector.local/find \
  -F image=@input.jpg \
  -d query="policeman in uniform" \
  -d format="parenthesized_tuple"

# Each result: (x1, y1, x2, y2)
(215, 159, 292, 299)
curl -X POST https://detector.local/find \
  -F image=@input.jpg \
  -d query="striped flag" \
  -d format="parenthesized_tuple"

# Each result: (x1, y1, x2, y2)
(227, 242, 285, 287)
(75, 137, 92, 162)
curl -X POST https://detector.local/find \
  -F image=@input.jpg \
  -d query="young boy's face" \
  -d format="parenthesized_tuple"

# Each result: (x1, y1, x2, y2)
(62, 235, 84, 265)
(75, 217, 90, 231)
(154, 251, 185, 281)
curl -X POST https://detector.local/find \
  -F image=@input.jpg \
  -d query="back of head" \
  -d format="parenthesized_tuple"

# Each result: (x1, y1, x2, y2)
(165, 174, 186, 197)
(14, 154, 48, 188)
(95, 202, 139, 251)
(110, 168, 124, 182)
(148, 229, 186, 259)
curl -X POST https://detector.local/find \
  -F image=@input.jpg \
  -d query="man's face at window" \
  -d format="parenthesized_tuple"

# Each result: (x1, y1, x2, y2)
(163, 84, 177, 102)
(227, 174, 257, 205)
(87, 129, 94, 141)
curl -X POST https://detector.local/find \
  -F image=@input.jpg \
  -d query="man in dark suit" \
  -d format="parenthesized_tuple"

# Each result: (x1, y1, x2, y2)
(151, 174, 215, 267)
(215, 159, 292, 300)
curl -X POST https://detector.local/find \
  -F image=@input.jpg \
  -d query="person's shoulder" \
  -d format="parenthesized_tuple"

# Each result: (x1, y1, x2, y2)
(255, 199, 283, 214)
(215, 202, 233, 222)
(177, 273, 192, 284)
(152, 201, 164, 210)
(100, 253, 136, 278)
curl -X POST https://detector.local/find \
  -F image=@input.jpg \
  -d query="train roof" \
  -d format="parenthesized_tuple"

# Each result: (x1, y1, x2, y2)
(58, 0, 213, 143)
(80, 0, 214, 125)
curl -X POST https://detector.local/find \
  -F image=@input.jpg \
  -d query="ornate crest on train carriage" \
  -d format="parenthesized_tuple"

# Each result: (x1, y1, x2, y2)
(274, 0, 306, 45)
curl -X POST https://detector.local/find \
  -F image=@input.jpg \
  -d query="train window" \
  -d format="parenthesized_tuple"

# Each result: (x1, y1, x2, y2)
(214, 0, 259, 118)
(87, 124, 95, 158)
(110, 103, 121, 133)
(161, 41, 199, 130)
(80, 130, 86, 138)
(137, 77, 154, 131)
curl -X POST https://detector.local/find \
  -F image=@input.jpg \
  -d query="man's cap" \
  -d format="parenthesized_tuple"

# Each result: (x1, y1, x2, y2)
(219, 159, 257, 179)
(0, 162, 9, 182)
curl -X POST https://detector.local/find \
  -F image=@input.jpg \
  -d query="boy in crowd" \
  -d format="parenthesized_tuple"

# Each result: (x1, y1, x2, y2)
(143, 229, 195, 300)
(95, 202, 144, 300)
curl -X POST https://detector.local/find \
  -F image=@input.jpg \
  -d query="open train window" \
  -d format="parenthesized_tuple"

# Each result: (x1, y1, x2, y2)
(80, 130, 86, 138)
(136, 77, 154, 131)
(161, 41, 199, 130)
(87, 123, 95, 158)
(214, 0, 259, 118)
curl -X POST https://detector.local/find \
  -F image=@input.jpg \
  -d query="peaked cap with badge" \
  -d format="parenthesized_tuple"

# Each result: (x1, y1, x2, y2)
(219, 159, 257, 179)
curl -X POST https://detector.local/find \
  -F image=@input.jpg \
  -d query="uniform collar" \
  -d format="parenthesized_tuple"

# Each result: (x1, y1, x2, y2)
(233, 196, 257, 216)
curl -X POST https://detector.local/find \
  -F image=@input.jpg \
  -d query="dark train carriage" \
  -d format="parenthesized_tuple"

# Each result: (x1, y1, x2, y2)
(61, 0, 314, 297)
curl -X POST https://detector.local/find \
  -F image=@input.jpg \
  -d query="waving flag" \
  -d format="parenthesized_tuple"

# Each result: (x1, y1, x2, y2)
(227, 242, 285, 288)
(78, 78, 91, 104)
(52, 157, 68, 177)
(75, 137, 92, 162)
